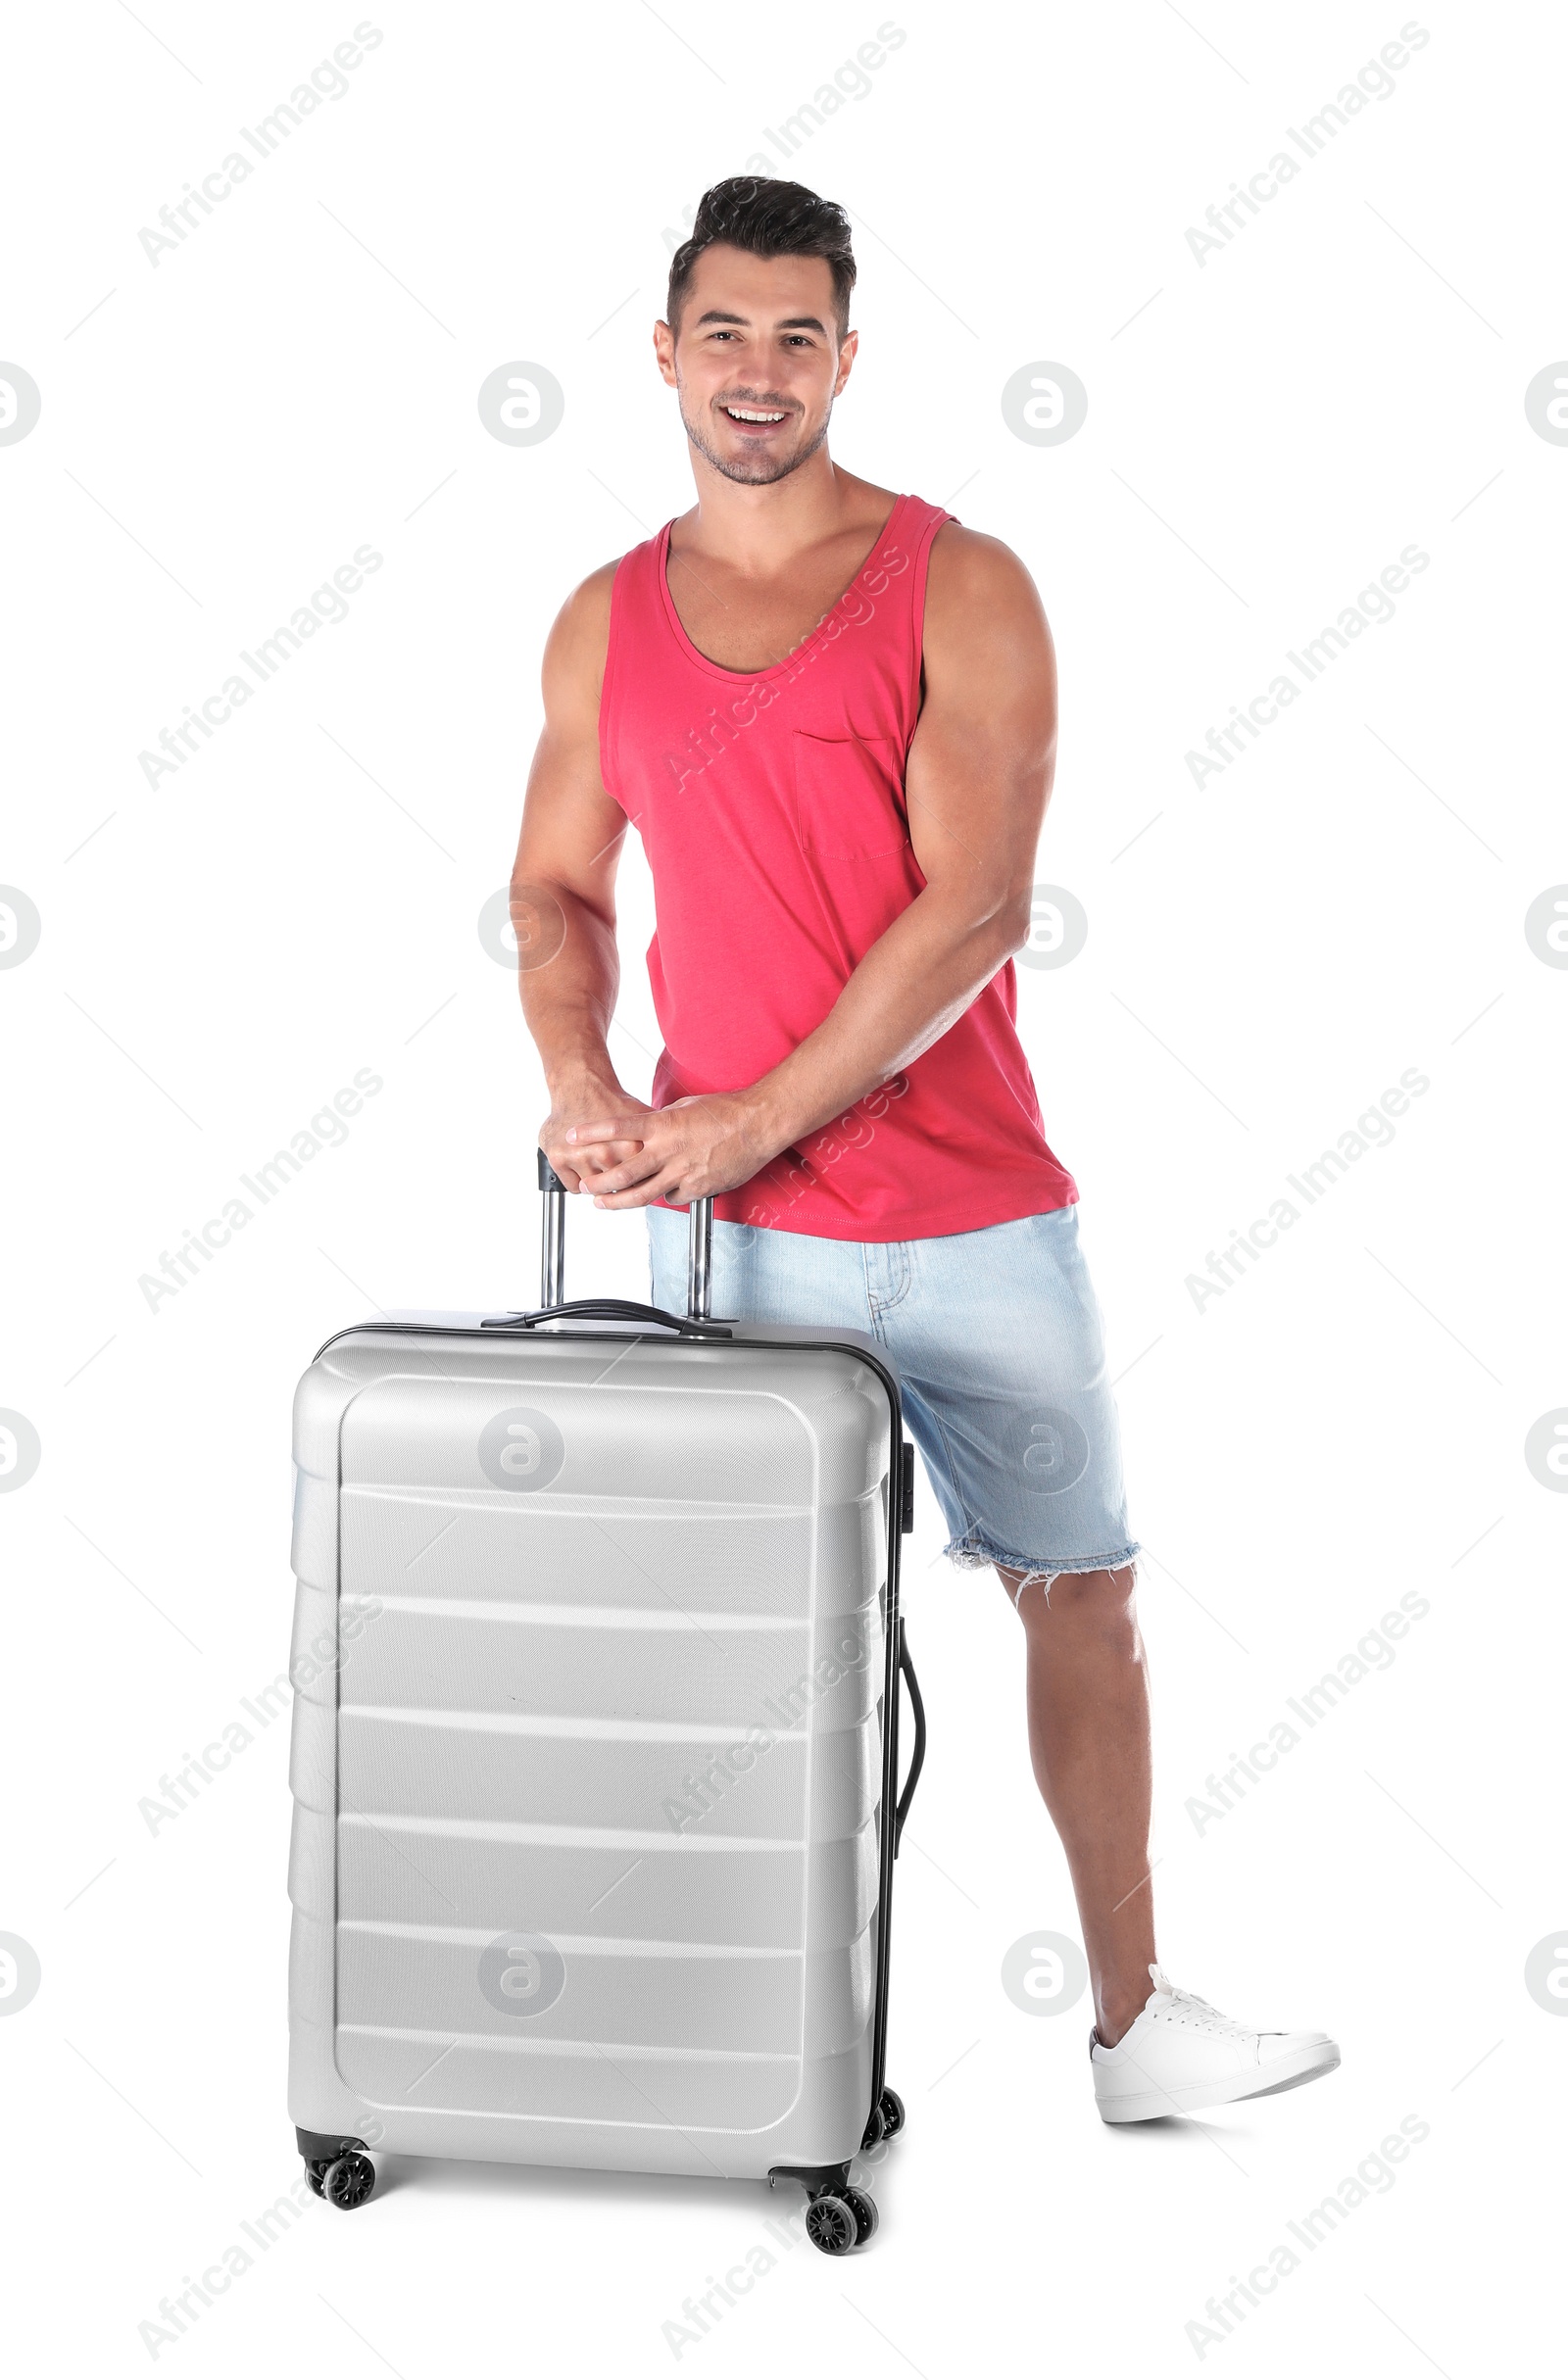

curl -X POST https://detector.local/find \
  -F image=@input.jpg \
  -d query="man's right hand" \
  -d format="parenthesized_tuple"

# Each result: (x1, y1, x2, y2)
(539, 1077, 654, 1192)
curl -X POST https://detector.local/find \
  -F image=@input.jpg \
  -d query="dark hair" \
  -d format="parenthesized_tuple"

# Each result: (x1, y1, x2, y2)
(666, 176, 857, 338)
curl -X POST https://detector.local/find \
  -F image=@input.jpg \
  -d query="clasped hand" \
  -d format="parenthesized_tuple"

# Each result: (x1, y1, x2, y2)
(543, 1091, 780, 1210)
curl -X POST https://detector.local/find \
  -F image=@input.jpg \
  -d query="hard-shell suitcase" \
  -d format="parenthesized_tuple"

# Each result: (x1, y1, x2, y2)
(287, 1158, 926, 2249)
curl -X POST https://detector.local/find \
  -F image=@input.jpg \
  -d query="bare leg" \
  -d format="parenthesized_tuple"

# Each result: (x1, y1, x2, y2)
(998, 1564, 1155, 2047)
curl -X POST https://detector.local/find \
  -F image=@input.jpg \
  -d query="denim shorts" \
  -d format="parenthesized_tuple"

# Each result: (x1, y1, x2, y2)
(647, 1202, 1139, 1584)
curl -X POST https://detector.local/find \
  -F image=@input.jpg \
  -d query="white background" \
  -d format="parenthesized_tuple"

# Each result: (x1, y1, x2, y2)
(2, 1, 1563, 2370)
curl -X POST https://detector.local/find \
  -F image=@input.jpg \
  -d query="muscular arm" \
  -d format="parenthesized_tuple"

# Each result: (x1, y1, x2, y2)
(511, 562, 657, 1190)
(576, 526, 1056, 1205)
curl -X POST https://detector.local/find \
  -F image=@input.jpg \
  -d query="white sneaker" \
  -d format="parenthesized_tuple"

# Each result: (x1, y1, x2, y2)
(1091, 1965, 1340, 2124)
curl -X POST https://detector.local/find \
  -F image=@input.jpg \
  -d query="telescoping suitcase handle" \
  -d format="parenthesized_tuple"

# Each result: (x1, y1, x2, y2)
(486, 1150, 732, 1340)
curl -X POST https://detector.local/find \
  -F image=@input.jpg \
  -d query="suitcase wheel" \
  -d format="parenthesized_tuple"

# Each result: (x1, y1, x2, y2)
(320, 2151, 377, 2211)
(805, 2189, 874, 2255)
(843, 2187, 879, 2246)
(861, 2083, 906, 2153)
(304, 2159, 330, 2199)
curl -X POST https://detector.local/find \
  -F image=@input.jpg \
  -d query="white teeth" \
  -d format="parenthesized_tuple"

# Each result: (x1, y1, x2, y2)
(724, 406, 786, 422)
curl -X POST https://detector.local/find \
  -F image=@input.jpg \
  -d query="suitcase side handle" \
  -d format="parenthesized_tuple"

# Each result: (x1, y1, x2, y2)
(893, 1620, 926, 1857)
(538, 1148, 714, 1320)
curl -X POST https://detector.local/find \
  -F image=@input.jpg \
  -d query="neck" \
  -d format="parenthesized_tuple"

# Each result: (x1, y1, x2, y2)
(681, 446, 864, 571)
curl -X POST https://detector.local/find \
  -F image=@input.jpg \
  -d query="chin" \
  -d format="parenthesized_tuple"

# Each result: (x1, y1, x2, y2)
(682, 408, 829, 487)
(712, 448, 808, 486)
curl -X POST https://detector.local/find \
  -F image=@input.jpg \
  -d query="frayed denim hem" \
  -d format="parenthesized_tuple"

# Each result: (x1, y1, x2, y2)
(944, 1534, 1143, 1608)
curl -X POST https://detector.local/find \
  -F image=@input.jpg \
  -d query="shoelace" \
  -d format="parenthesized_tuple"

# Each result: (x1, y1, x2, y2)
(1150, 1982, 1260, 2041)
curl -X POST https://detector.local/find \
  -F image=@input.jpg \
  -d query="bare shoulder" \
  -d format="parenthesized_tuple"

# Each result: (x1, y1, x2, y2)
(925, 522, 1047, 624)
(922, 524, 1053, 697)
(551, 557, 621, 649)
(542, 557, 623, 708)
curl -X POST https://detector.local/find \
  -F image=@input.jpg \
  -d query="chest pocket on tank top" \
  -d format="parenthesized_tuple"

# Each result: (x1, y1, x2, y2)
(792, 731, 909, 861)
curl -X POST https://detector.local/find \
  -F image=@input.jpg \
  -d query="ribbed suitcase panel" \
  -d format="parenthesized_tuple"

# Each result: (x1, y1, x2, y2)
(340, 1374, 830, 1506)
(338, 1927, 806, 2054)
(331, 1924, 874, 2125)
(326, 1815, 878, 1949)
(332, 1491, 882, 1624)
(339, 1597, 881, 1729)
(291, 1464, 339, 1594)
(332, 2033, 804, 2133)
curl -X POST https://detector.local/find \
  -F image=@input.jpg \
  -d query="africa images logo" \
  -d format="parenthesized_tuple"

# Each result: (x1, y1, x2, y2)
(477, 1407, 565, 1492)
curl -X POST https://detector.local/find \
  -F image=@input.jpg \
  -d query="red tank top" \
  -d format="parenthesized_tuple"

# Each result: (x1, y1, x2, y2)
(598, 492, 1078, 1240)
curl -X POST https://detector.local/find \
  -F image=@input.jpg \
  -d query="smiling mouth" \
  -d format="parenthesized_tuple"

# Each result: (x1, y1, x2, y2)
(721, 403, 790, 428)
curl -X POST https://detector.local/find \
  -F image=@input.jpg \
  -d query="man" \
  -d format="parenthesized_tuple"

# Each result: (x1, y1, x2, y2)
(512, 175, 1338, 2122)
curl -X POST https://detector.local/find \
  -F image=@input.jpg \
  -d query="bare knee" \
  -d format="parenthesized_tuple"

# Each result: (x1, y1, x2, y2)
(999, 1563, 1141, 1649)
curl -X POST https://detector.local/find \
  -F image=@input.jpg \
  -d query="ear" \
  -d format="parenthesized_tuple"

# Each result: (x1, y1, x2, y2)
(832, 328, 858, 399)
(653, 317, 678, 389)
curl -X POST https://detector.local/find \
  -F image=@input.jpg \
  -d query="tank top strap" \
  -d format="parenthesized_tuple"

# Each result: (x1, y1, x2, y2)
(880, 493, 955, 713)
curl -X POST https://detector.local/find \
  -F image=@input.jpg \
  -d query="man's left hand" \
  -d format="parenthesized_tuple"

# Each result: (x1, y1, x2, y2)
(566, 1091, 782, 1209)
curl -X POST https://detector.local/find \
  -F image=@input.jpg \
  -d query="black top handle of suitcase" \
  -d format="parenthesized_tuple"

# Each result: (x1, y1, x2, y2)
(480, 1153, 733, 1339)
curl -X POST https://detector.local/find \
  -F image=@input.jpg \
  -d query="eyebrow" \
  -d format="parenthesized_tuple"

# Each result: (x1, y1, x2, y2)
(693, 309, 829, 335)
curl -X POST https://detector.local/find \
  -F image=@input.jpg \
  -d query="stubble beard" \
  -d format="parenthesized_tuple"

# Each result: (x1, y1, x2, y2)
(679, 389, 833, 487)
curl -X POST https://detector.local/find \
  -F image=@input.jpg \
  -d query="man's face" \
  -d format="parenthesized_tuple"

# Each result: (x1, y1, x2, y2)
(655, 244, 857, 487)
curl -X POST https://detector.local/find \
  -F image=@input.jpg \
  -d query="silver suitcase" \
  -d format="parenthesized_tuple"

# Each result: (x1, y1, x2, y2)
(287, 1158, 925, 2251)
